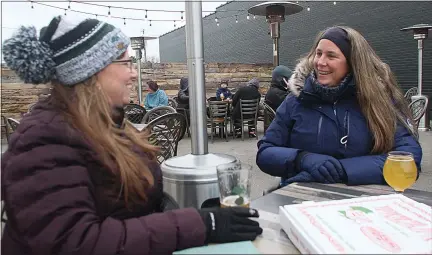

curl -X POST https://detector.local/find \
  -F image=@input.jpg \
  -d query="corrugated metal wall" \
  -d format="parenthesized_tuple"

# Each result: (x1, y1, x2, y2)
(159, 1, 432, 98)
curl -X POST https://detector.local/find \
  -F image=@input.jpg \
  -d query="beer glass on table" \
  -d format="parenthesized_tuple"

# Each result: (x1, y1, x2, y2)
(383, 151, 417, 193)
(216, 162, 252, 208)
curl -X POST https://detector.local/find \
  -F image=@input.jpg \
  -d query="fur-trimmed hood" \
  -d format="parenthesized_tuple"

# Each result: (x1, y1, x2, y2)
(287, 59, 312, 97)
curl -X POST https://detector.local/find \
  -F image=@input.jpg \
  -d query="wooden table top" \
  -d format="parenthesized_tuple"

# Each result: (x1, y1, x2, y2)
(250, 183, 432, 254)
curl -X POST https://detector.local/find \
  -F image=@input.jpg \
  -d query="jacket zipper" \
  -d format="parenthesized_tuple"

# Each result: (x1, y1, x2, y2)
(317, 116, 323, 144)
(341, 111, 350, 150)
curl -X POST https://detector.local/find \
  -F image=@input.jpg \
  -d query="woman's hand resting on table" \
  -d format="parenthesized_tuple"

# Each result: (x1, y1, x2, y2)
(198, 207, 263, 243)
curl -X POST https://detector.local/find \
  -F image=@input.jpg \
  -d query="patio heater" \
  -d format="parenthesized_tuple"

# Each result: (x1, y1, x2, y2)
(130, 36, 144, 105)
(248, 1, 303, 66)
(160, 0, 237, 209)
(401, 24, 432, 131)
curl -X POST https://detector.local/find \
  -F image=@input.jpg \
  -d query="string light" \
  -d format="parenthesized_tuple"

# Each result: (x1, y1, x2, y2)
(215, 16, 218, 22)
(68, 1, 71, 9)
(149, 20, 152, 26)
(307, 6, 310, 11)
(108, 6, 111, 18)
(217, 22, 220, 26)
(333, 1, 337, 5)
(253, 15, 256, 19)
(181, 11, 183, 20)
(235, 15, 238, 23)
(145, 10, 148, 19)
(64, 9, 67, 15)
(123, 18, 126, 25)
(174, 20, 176, 27)
(31, 1, 34, 8)
(247, 13, 250, 20)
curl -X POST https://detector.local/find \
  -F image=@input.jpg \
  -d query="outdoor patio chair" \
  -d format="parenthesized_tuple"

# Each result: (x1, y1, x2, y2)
(404, 87, 418, 103)
(1, 115, 10, 143)
(142, 106, 176, 124)
(262, 102, 276, 133)
(231, 98, 260, 141)
(146, 113, 186, 164)
(207, 101, 229, 143)
(168, 98, 177, 109)
(6, 118, 20, 132)
(124, 104, 146, 124)
(409, 96, 428, 128)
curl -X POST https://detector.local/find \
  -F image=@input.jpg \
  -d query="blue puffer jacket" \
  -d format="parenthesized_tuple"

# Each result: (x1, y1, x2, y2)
(256, 62, 422, 186)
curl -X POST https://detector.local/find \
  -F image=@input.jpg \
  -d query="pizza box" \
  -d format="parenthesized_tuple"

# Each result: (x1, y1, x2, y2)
(279, 194, 432, 254)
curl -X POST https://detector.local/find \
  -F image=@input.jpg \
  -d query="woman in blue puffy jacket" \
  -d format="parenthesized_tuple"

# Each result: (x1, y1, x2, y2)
(256, 26, 422, 186)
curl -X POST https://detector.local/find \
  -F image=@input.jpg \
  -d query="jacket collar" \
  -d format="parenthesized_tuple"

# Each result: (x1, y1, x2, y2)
(287, 59, 356, 104)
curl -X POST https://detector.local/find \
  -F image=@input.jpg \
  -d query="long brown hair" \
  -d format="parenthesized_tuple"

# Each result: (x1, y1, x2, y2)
(301, 26, 414, 154)
(49, 76, 157, 206)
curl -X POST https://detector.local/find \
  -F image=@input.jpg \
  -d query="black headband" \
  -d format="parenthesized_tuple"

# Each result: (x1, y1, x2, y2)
(320, 27, 351, 62)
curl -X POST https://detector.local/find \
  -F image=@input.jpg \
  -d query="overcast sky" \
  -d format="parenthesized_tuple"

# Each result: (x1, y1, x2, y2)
(1, 1, 228, 62)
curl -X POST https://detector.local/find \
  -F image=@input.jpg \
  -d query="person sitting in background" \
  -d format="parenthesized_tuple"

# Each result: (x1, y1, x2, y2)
(144, 80, 168, 110)
(231, 78, 261, 138)
(216, 80, 232, 101)
(1, 15, 262, 254)
(176, 77, 190, 109)
(265, 65, 293, 111)
(256, 26, 422, 187)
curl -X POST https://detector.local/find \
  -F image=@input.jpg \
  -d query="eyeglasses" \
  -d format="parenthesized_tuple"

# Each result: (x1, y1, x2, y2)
(112, 58, 134, 72)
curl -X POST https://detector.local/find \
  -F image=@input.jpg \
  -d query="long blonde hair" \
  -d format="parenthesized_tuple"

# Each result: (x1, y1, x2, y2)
(50, 76, 157, 207)
(301, 26, 414, 154)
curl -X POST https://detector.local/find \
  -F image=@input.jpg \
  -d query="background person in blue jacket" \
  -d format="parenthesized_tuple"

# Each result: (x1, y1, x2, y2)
(216, 79, 233, 101)
(256, 26, 422, 187)
(144, 80, 169, 110)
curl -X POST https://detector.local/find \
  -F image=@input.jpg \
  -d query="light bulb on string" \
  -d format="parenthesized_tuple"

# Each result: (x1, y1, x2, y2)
(64, 9, 67, 15)
(333, 1, 337, 5)
(174, 21, 176, 27)
(31, 1, 34, 9)
(235, 15, 238, 23)
(307, 6, 310, 11)
(95, 14, 98, 19)
(217, 22, 219, 26)
(145, 10, 148, 19)
(181, 11, 183, 20)
(247, 13, 250, 20)
(108, 6, 111, 19)
(68, 1, 71, 9)
(215, 16, 218, 22)
(253, 15, 256, 19)
(124, 18, 126, 25)
(149, 20, 152, 27)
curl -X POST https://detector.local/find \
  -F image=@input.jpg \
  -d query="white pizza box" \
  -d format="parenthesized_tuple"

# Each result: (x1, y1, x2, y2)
(279, 194, 432, 254)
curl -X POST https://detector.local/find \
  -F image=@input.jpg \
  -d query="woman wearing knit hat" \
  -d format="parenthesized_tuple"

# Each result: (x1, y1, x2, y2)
(1, 16, 262, 254)
(144, 80, 169, 110)
(257, 26, 422, 187)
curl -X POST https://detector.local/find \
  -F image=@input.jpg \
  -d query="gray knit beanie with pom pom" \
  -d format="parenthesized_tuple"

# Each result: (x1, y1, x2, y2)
(2, 15, 130, 85)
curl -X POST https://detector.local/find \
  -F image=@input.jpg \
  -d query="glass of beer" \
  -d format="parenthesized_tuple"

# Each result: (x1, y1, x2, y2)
(383, 151, 417, 193)
(216, 161, 252, 208)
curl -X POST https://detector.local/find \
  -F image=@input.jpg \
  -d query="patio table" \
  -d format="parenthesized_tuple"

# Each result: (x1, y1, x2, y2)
(250, 182, 432, 254)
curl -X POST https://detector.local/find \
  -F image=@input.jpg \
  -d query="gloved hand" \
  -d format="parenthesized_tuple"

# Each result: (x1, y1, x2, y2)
(198, 207, 263, 244)
(296, 152, 347, 183)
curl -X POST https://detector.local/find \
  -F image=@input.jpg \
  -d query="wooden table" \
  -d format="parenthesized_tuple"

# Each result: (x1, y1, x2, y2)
(250, 183, 432, 254)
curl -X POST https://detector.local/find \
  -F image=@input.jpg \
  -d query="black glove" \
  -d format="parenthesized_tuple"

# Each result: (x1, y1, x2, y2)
(296, 151, 347, 183)
(198, 207, 263, 244)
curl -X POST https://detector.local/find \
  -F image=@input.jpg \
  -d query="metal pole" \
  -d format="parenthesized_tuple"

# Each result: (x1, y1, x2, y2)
(273, 37, 279, 66)
(136, 49, 143, 105)
(185, 0, 208, 154)
(417, 39, 423, 95)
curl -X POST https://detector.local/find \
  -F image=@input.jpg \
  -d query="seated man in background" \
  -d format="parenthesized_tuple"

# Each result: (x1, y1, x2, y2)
(231, 78, 261, 138)
(265, 65, 293, 111)
(216, 79, 233, 101)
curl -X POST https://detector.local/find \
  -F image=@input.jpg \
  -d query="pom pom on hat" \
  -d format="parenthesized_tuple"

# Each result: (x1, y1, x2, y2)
(2, 26, 56, 84)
